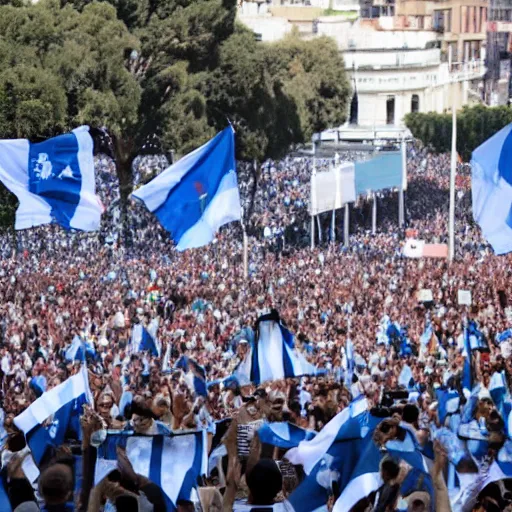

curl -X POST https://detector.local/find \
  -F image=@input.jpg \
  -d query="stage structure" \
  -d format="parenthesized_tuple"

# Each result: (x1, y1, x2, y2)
(309, 138, 407, 248)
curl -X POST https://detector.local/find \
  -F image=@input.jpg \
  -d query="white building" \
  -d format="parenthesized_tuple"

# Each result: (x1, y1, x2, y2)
(319, 18, 486, 126)
(344, 46, 485, 126)
(238, 8, 486, 127)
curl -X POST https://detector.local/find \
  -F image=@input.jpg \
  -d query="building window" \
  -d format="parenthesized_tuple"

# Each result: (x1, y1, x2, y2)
(349, 92, 358, 125)
(434, 10, 444, 31)
(411, 94, 420, 113)
(386, 97, 395, 125)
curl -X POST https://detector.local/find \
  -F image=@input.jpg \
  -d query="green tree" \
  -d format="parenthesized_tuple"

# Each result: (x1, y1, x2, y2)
(267, 32, 351, 143)
(202, 27, 350, 220)
(0, 0, 351, 232)
(405, 105, 512, 161)
(0, 0, 140, 139)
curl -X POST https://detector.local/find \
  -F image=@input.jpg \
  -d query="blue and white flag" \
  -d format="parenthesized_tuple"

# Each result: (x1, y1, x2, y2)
(461, 322, 474, 400)
(472, 123, 512, 255)
(131, 322, 160, 357)
(95, 431, 208, 512)
(286, 398, 369, 475)
(139, 327, 160, 357)
(0, 126, 101, 231)
(419, 321, 433, 347)
(29, 375, 47, 398)
(436, 388, 461, 425)
(490, 371, 508, 415)
(398, 365, 413, 389)
(285, 399, 373, 512)
(14, 365, 92, 465)
(186, 359, 208, 398)
(64, 335, 95, 362)
(332, 431, 433, 512)
(344, 338, 355, 387)
(466, 320, 489, 352)
(257, 422, 316, 449)
(287, 404, 433, 512)
(172, 355, 208, 397)
(496, 328, 512, 344)
(132, 126, 241, 251)
(0, 472, 11, 512)
(234, 313, 317, 385)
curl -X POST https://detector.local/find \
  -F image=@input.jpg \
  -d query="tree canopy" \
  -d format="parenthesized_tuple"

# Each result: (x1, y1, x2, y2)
(405, 105, 512, 161)
(0, 0, 351, 230)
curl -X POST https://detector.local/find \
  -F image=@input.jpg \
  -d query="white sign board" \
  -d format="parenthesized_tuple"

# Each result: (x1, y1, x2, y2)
(310, 162, 356, 215)
(458, 290, 472, 306)
(418, 289, 433, 302)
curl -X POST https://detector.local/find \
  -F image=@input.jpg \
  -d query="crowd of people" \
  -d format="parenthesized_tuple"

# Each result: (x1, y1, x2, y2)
(0, 141, 511, 512)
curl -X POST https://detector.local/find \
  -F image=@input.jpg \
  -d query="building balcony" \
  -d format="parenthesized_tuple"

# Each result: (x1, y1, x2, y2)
(343, 47, 441, 70)
(347, 58, 486, 93)
(441, 60, 486, 83)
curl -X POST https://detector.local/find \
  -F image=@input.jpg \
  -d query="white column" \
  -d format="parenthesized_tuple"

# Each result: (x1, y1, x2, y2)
(399, 137, 407, 228)
(448, 100, 457, 262)
(332, 159, 341, 244)
(372, 193, 377, 234)
(243, 226, 248, 280)
(310, 215, 315, 250)
(344, 203, 350, 248)
(331, 210, 336, 243)
(310, 138, 317, 251)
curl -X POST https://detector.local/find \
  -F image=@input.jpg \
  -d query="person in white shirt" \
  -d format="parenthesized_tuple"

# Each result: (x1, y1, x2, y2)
(1, 349, 12, 376)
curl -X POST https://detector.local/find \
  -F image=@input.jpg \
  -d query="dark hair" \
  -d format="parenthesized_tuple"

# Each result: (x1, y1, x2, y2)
(115, 495, 139, 512)
(402, 404, 420, 424)
(177, 499, 195, 512)
(379, 422, 392, 434)
(370, 407, 391, 418)
(389, 407, 403, 418)
(289, 401, 301, 416)
(380, 457, 400, 481)
(39, 463, 73, 505)
(246, 460, 283, 505)
(124, 400, 158, 421)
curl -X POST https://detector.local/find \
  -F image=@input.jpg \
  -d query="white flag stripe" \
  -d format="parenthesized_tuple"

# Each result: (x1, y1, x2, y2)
(258, 321, 285, 382)
(176, 171, 241, 251)
(132, 141, 210, 211)
(285, 399, 368, 475)
(14, 365, 89, 433)
(126, 436, 153, 479)
(333, 472, 381, 512)
(70, 126, 101, 231)
(0, 126, 101, 231)
(0, 138, 53, 229)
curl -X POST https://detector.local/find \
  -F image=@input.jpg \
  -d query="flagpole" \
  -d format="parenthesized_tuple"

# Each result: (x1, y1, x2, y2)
(399, 135, 406, 228)
(372, 192, 377, 234)
(449, 99, 457, 262)
(344, 203, 349, 248)
(243, 225, 248, 280)
(240, 207, 248, 280)
(310, 136, 317, 251)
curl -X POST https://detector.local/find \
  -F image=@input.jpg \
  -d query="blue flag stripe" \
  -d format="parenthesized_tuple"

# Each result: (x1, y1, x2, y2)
(152, 128, 235, 242)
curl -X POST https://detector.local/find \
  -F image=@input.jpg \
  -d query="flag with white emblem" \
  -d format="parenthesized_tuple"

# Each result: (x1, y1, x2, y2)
(0, 126, 101, 231)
